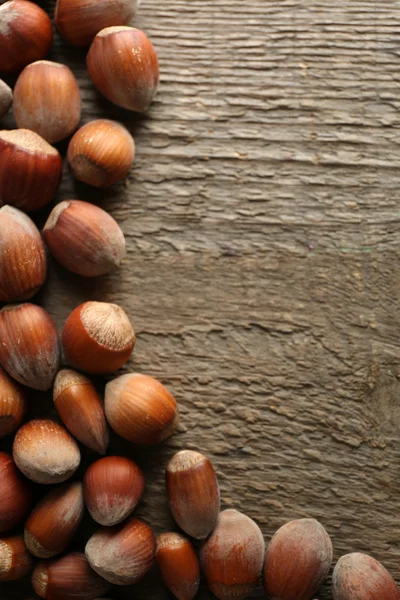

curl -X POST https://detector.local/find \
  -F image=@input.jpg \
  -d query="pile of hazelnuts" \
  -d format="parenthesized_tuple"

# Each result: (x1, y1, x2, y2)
(0, 1, 398, 600)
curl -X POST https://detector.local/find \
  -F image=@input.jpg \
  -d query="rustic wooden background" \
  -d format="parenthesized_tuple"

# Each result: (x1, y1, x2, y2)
(2, 0, 400, 598)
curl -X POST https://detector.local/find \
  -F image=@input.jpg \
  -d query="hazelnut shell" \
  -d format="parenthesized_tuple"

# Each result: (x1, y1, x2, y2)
(0, 303, 60, 391)
(332, 552, 400, 600)
(67, 120, 135, 187)
(263, 518, 333, 600)
(200, 509, 265, 600)
(53, 369, 109, 454)
(87, 26, 159, 112)
(105, 373, 179, 445)
(0, 206, 47, 303)
(0, 129, 62, 212)
(43, 200, 126, 278)
(0, 535, 32, 581)
(13, 61, 81, 143)
(13, 419, 81, 484)
(24, 482, 84, 558)
(32, 552, 111, 600)
(166, 450, 220, 539)
(0, 367, 27, 439)
(62, 301, 135, 374)
(85, 517, 155, 585)
(156, 532, 200, 600)
(55, 0, 140, 47)
(0, 452, 31, 532)
(0, 1, 52, 73)
(83, 456, 144, 526)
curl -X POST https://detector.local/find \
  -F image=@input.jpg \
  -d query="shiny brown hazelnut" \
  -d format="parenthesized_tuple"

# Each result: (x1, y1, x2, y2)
(332, 552, 399, 600)
(0, 129, 62, 212)
(0, 367, 27, 439)
(85, 517, 155, 585)
(13, 419, 81, 484)
(200, 509, 265, 600)
(0, 206, 47, 303)
(0, 535, 32, 581)
(0, 452, 31, 532)
(0, 303, 60, 391)
(0, 1, 52, 73)
(62, 301, 135, 374)
(156, 532, 200, 600)
(32, 552, 111, 600)
(166, 450, 220, 539)
(53, 369, 109, 454)
(24, 482, 84, 558)
(0, 79, 12, 118)
(13, 61, 81, 143)
(55, 0, 139, 47)
(87, 26, 159, 112)
(263, 518, 333, 600)
(43, 200, 126, 278)
(67, 120, 135, 187)
(83, 456, 144, 526)
(105, 373, 179, 445)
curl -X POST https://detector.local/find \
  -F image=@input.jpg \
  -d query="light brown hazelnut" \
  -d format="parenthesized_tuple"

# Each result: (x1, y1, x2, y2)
(87, 26, 159, 112)
(13, 61, 81, 143)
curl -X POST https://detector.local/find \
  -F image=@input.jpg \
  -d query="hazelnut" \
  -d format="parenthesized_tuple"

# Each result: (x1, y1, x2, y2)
(105, 373, 179, 445)
(0, 79, 12, 119)
(0, 206, 47, 303)
(67, 120, 135, 187)
(83, 456, 145, 526)
(0, 303, 60, 391)
(200, 509, 265, 600)
(332, 552, 399, 600)
(166, 450, 220, 539)
(13, 61, 81, 143)
(55, 0, 140, 47)
(43, 200, 126, 278)
(0, 452, 31, 532)
(85, 517, 155, 585)
(156, 532, 200, 600)
(263, 518, 333, 600)
(0, 535, 32, 581)
(32, 552, 111, 600)
(0, 367, 27, 439)
(13, 419, 81, 484)
(0, 0, 52, 73)
(62, 301, 135, 374)
(54, 369, 109, 454)
(0, 129, 62, 212)
(87, 26, 159, 112)
(24, 482, 84, 558)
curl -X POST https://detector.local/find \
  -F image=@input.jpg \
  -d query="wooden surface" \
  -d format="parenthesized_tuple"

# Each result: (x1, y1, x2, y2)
(2, 0, 400, 598)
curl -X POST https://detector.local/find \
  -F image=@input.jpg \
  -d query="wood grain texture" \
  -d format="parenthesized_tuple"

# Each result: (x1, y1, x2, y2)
(1, 0, 400, 598)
